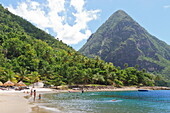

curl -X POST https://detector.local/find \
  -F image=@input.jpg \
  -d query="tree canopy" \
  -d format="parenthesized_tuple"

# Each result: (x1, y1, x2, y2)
(0, 4, 155, 86)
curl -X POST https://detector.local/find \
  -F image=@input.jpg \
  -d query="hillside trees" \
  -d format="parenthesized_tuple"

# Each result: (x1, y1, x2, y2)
(0, 33, 155, 86)
(0, 4, 155, 87)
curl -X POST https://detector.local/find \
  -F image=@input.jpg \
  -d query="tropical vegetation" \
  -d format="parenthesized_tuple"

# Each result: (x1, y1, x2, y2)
(0, 5, 155, 87)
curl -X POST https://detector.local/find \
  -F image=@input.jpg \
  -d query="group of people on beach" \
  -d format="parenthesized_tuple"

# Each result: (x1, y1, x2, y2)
(30, 89, 41, 101)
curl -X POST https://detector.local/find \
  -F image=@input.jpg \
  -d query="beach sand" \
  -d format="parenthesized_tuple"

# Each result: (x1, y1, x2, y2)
(0, 91, 31, 113)
(0, 88, 55, 113)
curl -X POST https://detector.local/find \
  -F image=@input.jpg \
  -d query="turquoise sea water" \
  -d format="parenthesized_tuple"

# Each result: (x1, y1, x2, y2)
(38, 90, 170, 113)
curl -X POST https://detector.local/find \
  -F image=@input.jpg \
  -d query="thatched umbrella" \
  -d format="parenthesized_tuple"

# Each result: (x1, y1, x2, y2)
(0, 81, 3, 86)
(3, 80, 15, 87)
(16, 81, 26, 87)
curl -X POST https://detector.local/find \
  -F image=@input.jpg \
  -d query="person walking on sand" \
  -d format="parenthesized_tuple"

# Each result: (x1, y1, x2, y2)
(33, 90, 36, 101)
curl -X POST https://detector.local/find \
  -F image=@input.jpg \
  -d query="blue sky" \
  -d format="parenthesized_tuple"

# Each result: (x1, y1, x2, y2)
(1, 0, 170, 50)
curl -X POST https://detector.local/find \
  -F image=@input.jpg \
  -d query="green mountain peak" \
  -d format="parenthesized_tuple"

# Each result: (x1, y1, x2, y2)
(111, 9, 129, 17)
(79, 10, 170, 80)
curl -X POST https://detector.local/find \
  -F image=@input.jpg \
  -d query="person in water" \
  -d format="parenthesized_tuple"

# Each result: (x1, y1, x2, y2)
(38, 94, 41, 100)
(82, 89, 84, 93)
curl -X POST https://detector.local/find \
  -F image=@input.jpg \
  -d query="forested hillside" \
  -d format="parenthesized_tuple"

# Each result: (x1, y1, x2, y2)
(0, 5, 155, 86)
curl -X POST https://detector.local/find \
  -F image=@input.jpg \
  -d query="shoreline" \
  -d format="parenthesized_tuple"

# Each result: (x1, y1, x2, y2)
(29, 86, 170, 113)
(0, 88, 57, 113)
(0, 86, 169, 113)
(67, 86, 170, 93)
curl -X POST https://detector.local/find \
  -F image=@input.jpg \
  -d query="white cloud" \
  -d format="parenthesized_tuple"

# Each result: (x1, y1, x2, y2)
(163, 5, 170, 9)
(70, 0, 85, 12)
(30, 1, 40, 9)
(7, 0, 100, 44)
(8, 0, 50, 29)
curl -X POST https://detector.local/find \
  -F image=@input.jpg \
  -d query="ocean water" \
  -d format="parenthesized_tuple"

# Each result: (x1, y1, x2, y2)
(38, 90, 170, 113)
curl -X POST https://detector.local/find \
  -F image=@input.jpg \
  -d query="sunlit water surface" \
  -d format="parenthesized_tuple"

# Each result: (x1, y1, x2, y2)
(37, 90, 170, 113)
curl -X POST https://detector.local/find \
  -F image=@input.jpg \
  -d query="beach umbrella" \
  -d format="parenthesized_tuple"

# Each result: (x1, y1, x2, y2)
(0, 81, 3, 86)
(16, 81, 26, 87)
(3, 80, 15, 87)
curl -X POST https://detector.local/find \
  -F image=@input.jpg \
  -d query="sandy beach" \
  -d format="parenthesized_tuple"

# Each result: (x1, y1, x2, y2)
(0, 90, 31, 113)
(0, 88, 56, 113)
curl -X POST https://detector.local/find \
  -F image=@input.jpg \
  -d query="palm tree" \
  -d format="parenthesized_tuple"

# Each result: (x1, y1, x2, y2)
(28, 71, 40, 88)
(92, 73, 105, 84)
(124, 63, 128, 68)
(142, 69, 146, 73)
(81, 70, 90, 84)
(18, 68, 28, 81)
(135, 64, 139, 69)
(3, 69, 15, 81)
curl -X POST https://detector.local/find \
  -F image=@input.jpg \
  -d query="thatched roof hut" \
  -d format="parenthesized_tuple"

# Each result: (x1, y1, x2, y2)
(0, 81, 3, 86)
(16, 81, 26, 87)
(3, 80, 14, 87)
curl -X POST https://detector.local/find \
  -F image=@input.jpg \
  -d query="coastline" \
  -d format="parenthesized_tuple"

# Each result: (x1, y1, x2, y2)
(29, 86, 170, 113)
(67, 86, 170, 92)
(0, 88, 58, 113)
(0, 86, 169, 113)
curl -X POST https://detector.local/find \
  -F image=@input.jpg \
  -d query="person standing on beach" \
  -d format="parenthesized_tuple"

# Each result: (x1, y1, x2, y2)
(33, 90, 36, 101)
(30, 89, 33, 96)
